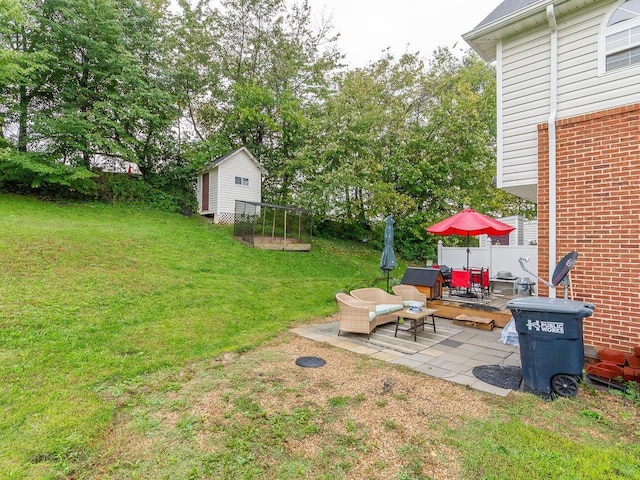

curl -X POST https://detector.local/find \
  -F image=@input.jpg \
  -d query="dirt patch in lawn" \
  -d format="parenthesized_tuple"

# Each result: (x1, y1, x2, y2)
(193, 333, 491, 479)
(89, 319, 640, 480)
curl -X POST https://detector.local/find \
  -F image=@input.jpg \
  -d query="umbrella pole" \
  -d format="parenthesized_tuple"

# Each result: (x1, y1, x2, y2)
(463, 233, 477, 297)
(386, 270, 390, 293)
(467, 233, 472, 294)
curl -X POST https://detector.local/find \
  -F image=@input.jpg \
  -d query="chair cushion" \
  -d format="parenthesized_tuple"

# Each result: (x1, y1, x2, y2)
(403, 300, 425, 308)
(369, 311, 377, 322)
(375, 304, 403, 315)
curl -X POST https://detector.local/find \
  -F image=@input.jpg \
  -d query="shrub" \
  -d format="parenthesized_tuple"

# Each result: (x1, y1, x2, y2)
(314, 219, 371, 242)
(0, 148, 96, 196)
(0, 147, 197, 213)
(92, 173, 191, 213)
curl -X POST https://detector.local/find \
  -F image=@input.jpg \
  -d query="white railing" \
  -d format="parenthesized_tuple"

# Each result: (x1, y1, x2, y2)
(436, 240, 538, 281)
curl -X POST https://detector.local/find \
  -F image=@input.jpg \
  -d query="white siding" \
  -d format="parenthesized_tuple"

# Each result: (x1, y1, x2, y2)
(497, 0, 640, 201)
(196, 175, 202, 212)
(500, 24, 551, 197)
(557, 1, 640, 119)
(492, 215, 528, 245)
(523, 219, 538, 245)
(217, 151, 262, 214)
(210, 167, 219, 214)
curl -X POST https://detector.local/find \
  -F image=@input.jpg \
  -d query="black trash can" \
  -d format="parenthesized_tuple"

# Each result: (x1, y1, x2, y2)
(506, 297, 595, 398)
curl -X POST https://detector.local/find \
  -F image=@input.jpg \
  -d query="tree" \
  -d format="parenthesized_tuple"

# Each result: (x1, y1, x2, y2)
(166, 0, 221, 146)
(0, 0, 97, 193)
(302, 48, 532, 260)
(0, 0, 194, 203)
(1, 0, 179, 171)
(1, 0, 532, 238)
(300, 55, 417, 225)
(173, 0, 342, 203)
(0, 0, 55, 150)
(0, 0, 27, 142)
(38, 0, 179, 171)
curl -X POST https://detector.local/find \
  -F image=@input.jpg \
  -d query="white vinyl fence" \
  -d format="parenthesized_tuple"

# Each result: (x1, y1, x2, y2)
(436, 240, 538, 281)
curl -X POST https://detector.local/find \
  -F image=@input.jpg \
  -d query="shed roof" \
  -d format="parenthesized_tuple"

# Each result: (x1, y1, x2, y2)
(202, 146, 268, 175)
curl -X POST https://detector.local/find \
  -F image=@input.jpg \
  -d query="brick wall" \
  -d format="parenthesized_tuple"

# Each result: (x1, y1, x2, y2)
(538, 103, 640, 352)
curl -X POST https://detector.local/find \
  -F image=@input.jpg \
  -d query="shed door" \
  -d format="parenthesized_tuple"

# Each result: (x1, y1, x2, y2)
(202, 172, 210, 211)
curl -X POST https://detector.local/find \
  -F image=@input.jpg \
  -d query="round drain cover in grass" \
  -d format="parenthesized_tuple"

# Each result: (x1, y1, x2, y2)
(472, 365, 522, 390)
(296, 356, 326, 368)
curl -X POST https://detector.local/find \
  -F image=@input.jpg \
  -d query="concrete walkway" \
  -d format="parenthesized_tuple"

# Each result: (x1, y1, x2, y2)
(292, 317, 521, 397)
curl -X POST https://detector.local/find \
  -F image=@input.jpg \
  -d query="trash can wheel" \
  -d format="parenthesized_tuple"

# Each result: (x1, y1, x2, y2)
(551, 374, 579, 397)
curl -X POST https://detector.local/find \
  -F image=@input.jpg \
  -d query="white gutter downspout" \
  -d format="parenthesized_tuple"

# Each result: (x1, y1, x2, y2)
(547, 4, 558, 298)
(496, 40, 504, 189)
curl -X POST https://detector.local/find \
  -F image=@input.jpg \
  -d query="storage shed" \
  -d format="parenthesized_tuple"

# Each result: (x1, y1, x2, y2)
(197, 147, 267, 224)
(401, 267, 444, 300)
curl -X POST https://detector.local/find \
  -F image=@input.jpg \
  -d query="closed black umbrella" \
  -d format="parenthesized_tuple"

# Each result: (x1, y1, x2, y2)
(380, 214, 397, 292)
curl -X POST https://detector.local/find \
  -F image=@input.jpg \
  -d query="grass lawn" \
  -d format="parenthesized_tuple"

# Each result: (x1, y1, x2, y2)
(0, 194, 381, 478)
(1, 193, 639, 479)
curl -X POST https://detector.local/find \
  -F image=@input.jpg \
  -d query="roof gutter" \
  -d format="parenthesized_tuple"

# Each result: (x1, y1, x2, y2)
(465, 0, 557, 38)
(463, 0, 573, 62)
(547, 4, 558, 298)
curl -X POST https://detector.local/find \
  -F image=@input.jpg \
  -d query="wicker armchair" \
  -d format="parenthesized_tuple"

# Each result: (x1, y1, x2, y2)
(335, 292, 377, 336)
(392, 285, 427, 307)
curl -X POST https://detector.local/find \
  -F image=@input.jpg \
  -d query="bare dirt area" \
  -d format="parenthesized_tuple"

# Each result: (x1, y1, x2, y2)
(192, 333, 489, 479)
(90, 319, 640, 480)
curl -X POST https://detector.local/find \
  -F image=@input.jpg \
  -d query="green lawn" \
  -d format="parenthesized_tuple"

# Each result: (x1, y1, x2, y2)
(0, 194, 384, 478)
(1, 193, 638, 480)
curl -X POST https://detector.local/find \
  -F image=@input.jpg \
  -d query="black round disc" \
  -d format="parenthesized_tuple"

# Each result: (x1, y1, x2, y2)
(295, 356, 326, 368)
(551, 251, 579, 286)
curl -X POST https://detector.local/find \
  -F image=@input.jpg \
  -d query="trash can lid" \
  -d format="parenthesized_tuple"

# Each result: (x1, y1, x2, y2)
(506, 297, 595, 317)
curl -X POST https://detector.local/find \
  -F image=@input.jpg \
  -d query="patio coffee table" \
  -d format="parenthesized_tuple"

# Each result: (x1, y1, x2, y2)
(394, 308, 438, 341)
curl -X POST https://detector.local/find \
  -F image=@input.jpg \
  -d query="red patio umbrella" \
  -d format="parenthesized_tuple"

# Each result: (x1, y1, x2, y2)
(426, 208, 515, 270)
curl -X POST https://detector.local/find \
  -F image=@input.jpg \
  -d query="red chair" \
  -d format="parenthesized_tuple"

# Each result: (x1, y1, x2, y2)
(470, 268, 490, 298)
(451, 269, 470, 289)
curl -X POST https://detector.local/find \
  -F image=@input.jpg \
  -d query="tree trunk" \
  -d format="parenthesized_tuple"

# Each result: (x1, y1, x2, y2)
(18, 85, 29, 152)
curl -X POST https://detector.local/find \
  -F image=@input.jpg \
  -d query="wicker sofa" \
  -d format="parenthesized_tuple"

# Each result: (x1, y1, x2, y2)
(334, 288, 404, 336)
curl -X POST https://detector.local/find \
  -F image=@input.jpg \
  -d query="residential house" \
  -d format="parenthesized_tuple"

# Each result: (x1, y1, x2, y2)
(464, 0, 640, 352)
(480, 215, 538, 245)
(196, 147, 267, 224)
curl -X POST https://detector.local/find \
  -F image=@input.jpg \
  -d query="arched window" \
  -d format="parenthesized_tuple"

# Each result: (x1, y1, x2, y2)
(603, 0, 640, 72)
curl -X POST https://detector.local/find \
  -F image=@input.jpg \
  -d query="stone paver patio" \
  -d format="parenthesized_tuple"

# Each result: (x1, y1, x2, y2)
(292, 316, 521, 397)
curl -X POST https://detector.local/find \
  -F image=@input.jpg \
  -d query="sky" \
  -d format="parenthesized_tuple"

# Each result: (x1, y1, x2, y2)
(302, 0, 497, 68)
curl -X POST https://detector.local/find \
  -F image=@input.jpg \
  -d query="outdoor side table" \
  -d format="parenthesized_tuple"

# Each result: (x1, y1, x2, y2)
(394, 308, 438, 341)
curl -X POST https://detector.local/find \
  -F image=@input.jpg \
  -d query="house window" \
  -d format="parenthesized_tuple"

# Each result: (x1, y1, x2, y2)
(603, 0, 640, 72)
(235, 176, 249, 186)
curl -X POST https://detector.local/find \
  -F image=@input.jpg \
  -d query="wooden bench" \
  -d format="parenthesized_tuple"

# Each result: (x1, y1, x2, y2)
(454, 314, 495, 331)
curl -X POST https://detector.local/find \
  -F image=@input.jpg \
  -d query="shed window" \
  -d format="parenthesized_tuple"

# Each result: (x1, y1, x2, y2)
(235, 176, 249, 186)
(603, 0, 640, 72)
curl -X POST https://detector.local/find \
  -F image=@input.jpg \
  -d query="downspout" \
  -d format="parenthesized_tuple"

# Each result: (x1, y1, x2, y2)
(547, 4, 558, 298)
(496, 40, 504, 189)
